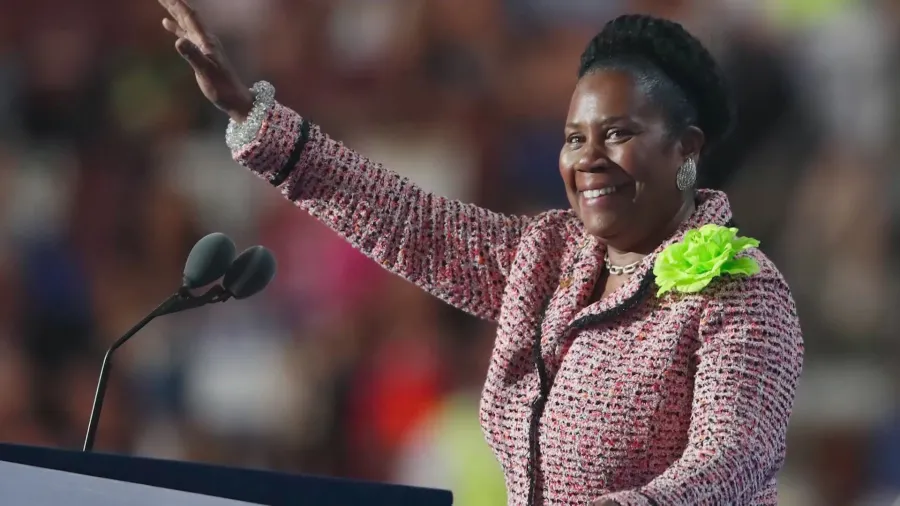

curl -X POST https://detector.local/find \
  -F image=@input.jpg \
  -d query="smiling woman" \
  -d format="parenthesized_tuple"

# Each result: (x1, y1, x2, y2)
(157, 1, 804, 504)
(559, 16, 733, 304)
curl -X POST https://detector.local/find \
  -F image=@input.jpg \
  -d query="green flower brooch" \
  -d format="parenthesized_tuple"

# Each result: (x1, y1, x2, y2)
(653, 224, 760, 297)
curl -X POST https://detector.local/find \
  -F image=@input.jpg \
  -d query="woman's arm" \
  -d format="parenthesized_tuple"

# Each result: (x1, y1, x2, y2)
(157, 0, 532, 321)
(229, 88, 531, 321)
(594, 267, 805, 506)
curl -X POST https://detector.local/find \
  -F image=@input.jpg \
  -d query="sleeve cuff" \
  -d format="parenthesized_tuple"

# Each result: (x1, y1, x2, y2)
(225, 80, 276, 153)
(227, 92, 309, 185)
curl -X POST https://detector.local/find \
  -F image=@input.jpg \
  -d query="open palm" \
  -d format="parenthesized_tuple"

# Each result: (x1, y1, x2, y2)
(157, 0, 253, 121)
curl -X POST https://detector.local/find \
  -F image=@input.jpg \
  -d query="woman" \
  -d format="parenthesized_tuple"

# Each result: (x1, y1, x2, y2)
(158, 1, 804, 504)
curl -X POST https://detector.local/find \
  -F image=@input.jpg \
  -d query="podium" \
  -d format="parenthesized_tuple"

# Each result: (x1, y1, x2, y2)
(0, 443, 453, 505)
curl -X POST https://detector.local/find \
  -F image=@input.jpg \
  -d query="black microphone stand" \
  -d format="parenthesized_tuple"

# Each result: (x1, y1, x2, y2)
(82, 284, 228, 452)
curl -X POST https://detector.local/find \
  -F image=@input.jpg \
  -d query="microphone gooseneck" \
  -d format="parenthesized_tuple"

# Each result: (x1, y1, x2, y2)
(82, 293, 181, 452)
(83, 233, 260, 452)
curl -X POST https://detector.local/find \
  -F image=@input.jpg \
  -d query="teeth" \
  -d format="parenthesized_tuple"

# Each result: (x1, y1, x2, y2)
(582, 187, 617, 199)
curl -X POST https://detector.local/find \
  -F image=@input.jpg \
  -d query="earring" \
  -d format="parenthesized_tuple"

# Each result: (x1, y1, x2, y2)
(676, 158, 697, 191)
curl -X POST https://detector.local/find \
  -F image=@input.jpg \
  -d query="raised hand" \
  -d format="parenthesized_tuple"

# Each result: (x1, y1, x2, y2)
(158, 0, 254, 122)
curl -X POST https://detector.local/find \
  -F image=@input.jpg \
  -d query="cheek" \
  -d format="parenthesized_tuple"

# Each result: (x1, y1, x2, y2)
(558, 151, 576, 187)
(607, 146, 648, 181)
(610, 143, 672, 185)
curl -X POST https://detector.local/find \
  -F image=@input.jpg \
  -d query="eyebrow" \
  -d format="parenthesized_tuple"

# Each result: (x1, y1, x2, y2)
(565, 116, 631, 130)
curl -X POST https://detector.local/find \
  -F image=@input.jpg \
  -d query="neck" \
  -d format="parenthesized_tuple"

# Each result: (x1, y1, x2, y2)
(606, 196, 696, 267)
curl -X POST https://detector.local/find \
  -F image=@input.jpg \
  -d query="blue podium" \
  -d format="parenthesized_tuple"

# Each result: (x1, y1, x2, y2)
(0, 443, 453, 505)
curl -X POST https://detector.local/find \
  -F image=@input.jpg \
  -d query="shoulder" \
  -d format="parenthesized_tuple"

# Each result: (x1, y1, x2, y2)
(699, 247, 802, 341)
(705, 248, 793, 307)
(503, 209, 584, 269)
(523, 209, 583, 240)
(517, 209, 585, 257)
(527, 208, 580, 228)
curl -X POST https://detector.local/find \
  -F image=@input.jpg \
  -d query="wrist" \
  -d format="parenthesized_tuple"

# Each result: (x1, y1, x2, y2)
(227, 89, 254, 123)
(225, 81, 277, 152)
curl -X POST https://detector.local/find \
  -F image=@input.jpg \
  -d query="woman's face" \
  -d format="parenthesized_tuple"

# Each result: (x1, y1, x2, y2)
(559, 70, 701, 251)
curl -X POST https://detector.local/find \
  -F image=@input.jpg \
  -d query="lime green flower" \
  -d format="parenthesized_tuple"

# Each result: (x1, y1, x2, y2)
(653, 224, 760, 296)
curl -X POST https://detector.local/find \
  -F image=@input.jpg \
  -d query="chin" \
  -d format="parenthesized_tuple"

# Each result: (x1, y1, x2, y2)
(580, 214, 620, 240)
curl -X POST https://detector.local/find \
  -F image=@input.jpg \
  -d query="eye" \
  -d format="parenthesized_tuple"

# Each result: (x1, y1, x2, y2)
(566, 133, 585, 145)
(607, 128, 633, 142)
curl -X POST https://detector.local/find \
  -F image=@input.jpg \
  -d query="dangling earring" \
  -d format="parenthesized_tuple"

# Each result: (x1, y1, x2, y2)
(676, 158, 697, 191)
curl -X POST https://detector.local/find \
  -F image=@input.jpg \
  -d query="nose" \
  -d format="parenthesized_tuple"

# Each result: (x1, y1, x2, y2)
(573, 142, 608, 173)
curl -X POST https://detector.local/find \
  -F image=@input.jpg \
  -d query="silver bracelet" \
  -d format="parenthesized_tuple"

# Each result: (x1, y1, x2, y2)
(225, 80, 276, 152)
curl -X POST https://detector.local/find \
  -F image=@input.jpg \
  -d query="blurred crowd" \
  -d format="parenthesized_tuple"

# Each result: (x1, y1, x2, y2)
(1, 0, 900, 504)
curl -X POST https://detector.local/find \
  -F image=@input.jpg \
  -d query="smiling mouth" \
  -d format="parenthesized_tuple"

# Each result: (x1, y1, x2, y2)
(580, 186, 618, 199)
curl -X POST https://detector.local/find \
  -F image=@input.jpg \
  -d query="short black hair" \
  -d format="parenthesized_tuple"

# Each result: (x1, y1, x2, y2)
(578, 14, 734, 152)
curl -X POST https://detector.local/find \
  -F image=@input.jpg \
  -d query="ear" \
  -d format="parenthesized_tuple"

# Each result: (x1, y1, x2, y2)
(678, 126, 705, 160)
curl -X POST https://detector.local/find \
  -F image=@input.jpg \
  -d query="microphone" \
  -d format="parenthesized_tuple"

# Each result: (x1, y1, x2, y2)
(221, 245, 277, 300)
(82, 232, 237, 452)
(183, 232, 237, 288)
(153, 245, 278, 313)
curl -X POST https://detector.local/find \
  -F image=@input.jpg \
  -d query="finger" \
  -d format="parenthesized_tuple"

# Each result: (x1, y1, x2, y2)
(162, 18, 186, 38)
(157, 0, 183, 20)
(175, 38, 216, 74)
(161, 0, 212, 49)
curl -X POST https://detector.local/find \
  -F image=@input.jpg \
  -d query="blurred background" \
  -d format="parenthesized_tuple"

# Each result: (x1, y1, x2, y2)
(0, 0, 898, 504)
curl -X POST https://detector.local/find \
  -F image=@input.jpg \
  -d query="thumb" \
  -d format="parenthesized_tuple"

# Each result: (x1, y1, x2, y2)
(175, 39, 215, 74)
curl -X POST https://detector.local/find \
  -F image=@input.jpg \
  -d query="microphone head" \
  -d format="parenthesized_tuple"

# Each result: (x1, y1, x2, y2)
(222, 246, 277, 300)
(183, 233, 237, 289)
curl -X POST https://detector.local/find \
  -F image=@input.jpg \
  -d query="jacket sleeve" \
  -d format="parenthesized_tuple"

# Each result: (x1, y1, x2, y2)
(230, 99, 531, 321)
(595, 267, 805, 506)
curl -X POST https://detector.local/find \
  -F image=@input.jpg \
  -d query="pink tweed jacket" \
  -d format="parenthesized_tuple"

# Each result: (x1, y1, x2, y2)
(231, 102, 804, 506)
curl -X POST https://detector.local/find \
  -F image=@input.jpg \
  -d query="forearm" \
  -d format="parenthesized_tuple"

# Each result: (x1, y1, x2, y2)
(228, 85, 529, 320)
(604, 445, 775, 505)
